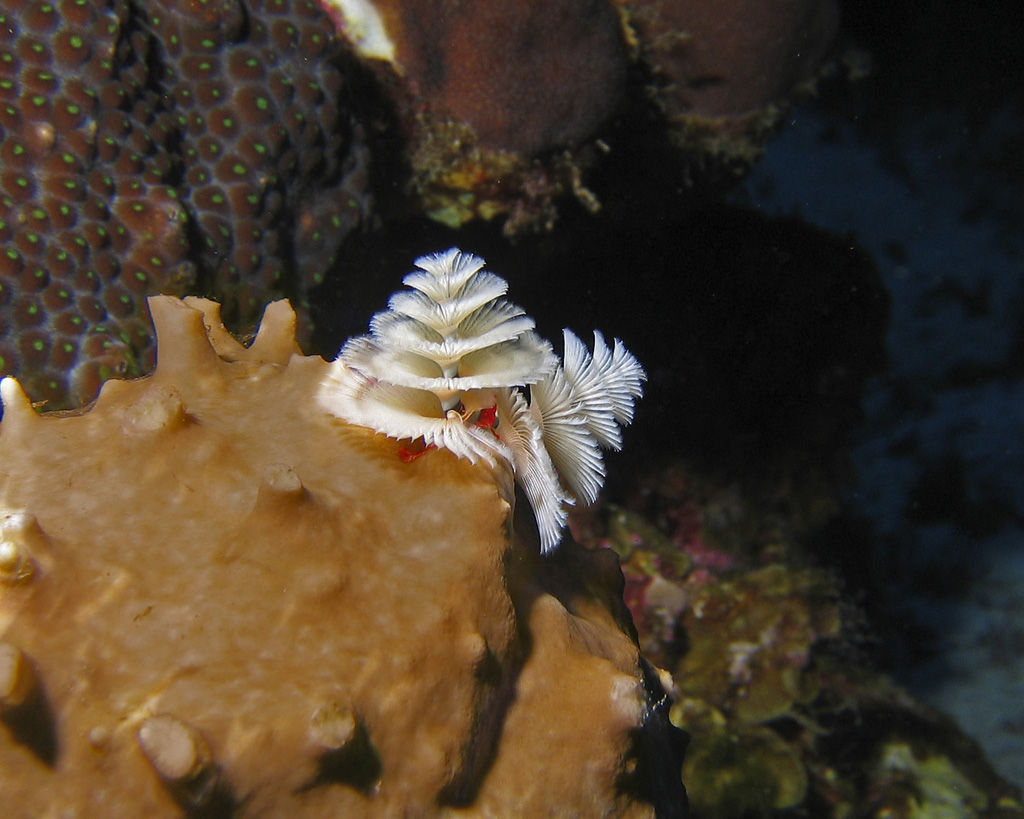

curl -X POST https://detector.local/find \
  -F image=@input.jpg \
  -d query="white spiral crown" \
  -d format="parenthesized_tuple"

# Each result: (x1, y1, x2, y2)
(318, 248, 645, 553)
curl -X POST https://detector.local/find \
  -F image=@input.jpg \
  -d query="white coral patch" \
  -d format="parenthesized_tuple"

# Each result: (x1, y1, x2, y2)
(317, 249, 646, 553)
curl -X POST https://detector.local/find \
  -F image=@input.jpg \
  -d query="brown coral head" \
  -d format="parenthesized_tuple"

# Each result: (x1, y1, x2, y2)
(330, 0, 629, 155)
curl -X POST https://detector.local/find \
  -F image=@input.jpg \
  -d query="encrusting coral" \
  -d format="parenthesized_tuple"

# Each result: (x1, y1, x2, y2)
(319, 248, 646, 553)
(0, 0, 370, 408)
(0, 293, 685, 816)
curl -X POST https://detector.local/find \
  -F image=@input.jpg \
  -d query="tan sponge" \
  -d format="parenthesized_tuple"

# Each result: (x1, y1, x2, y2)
(0, 296, 680, 817)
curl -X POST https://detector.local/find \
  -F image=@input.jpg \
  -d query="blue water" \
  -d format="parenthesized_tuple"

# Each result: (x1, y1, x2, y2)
(740, 102, 1024, 785)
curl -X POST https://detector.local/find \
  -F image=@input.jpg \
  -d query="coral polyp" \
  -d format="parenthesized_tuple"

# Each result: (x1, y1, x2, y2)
(0, 0, 370, 407)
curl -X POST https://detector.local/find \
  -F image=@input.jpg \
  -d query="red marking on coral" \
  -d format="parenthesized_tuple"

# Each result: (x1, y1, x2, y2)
(473, 404, 498, 430)
(399, 442, 436, 463)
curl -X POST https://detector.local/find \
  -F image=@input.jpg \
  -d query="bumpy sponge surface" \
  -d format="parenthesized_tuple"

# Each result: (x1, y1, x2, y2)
(0, 295, 676, 818)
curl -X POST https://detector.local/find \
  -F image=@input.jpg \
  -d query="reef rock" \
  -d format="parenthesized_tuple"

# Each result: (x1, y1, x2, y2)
(0, 296, 684, 817)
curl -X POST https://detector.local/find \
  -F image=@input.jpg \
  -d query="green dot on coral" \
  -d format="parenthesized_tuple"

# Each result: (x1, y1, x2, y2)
(32, 340, 44, 351)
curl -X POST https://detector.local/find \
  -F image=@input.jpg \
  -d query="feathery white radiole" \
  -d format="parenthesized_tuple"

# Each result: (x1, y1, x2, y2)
(317, 248, 645, 552)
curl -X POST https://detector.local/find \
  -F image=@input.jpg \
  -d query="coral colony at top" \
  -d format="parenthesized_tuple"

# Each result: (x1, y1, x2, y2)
(318, 248, 646, 552)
